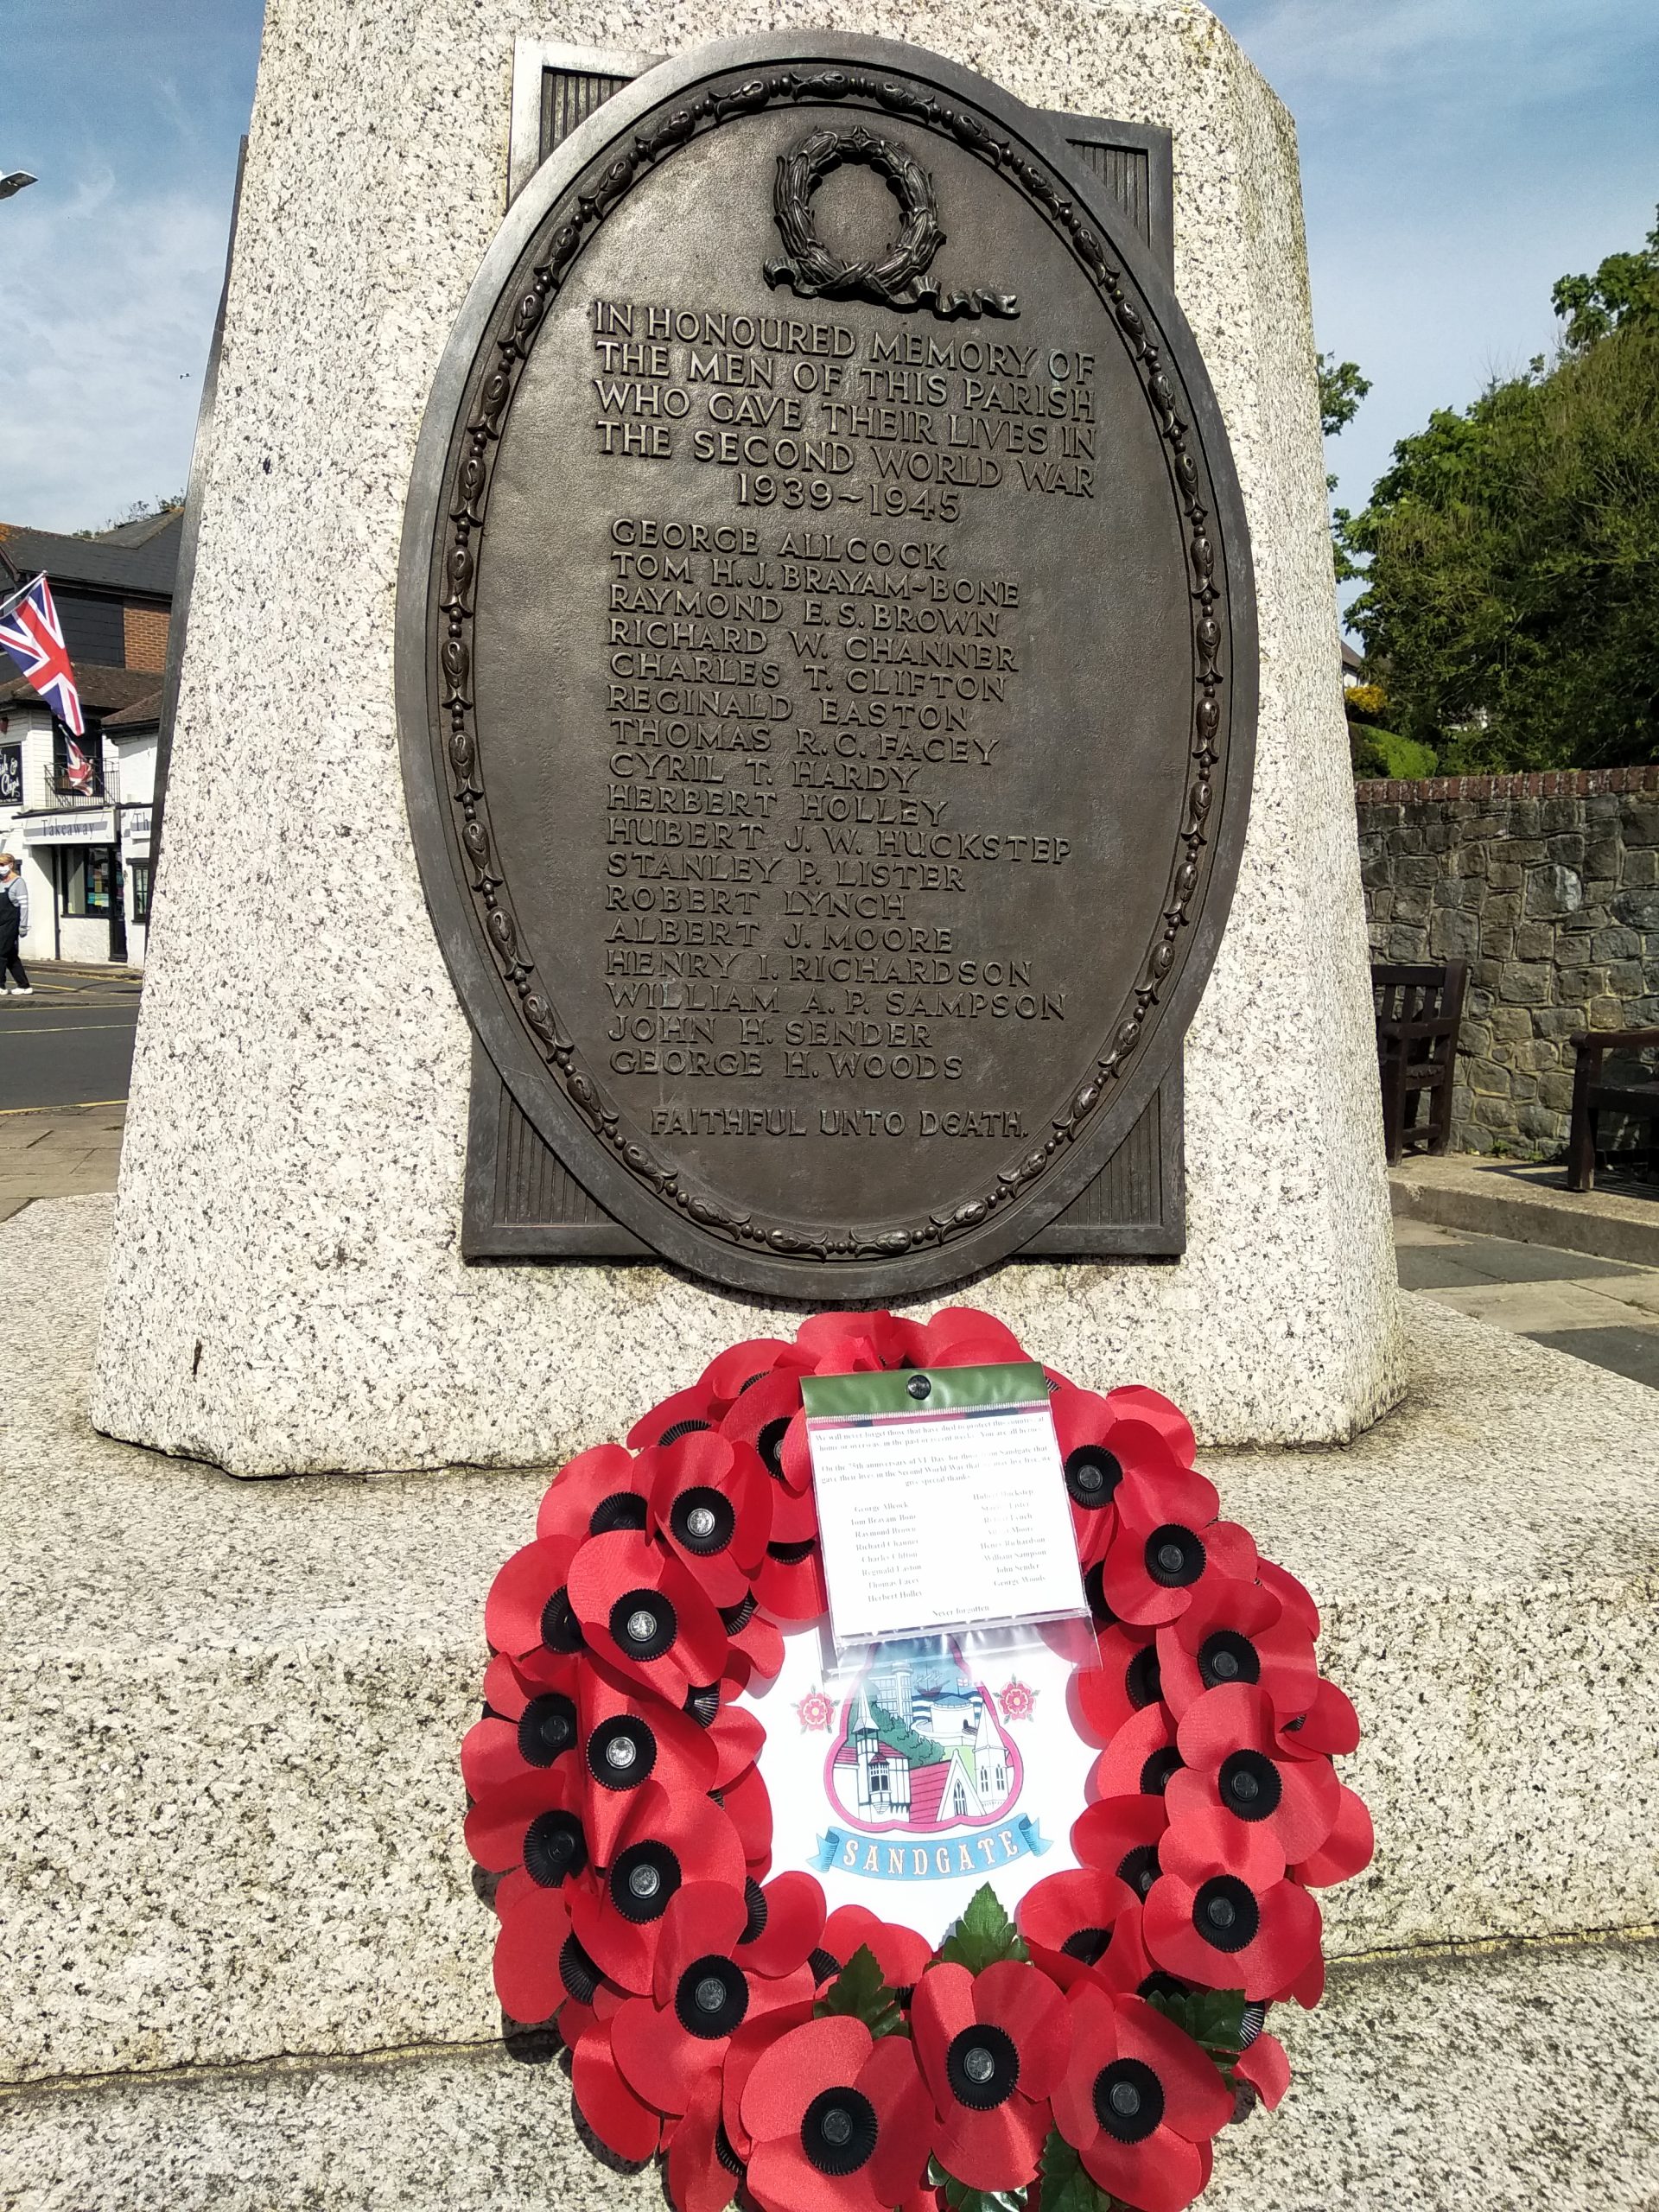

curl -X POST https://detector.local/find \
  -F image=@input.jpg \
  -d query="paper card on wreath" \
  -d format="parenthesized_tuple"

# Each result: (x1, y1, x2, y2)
(736, 1621, 1094, 1947)
(799, 1363, 1090, 1649)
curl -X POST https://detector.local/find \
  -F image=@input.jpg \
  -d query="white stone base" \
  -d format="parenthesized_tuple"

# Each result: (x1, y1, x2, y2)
(92, 0, 1402, 1476)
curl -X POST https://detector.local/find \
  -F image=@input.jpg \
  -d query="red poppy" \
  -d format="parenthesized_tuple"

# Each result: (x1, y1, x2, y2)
(628, 1383, 723, 1452)
(1255, 1557, 1319, 1637)
(742, 2013, 937, 2212)
(535, 1442, 653, 1548)
(736, 1870, 827, 1980)
(754, 1537, 829, 1623)
(912, 1961, 1069, 2190)
(1016, 1865, 1141, 1980)
(708, 1702, 766, 1789)
(644, 1429, 772, 1604)
(721, 2004, 816, 2160)
(1052, 1983, 1231, 2212)
(611, 1879, 815, 2116)
(796, 1309, 927, 1372)
(567, 1529, 728, 1700)
(1234, 2028, 1291, 2110)
(1154, 1575, 1318, 1724)
(720, 1597, 787, 1688)
(920, 1306, 1028, 1365)
(569, 1779, 747, 1995)
(1099, 1473, 1256, 1630)
(1049, 1384, 1130, 1567)
(1071, 1794, 1171, 1912)
(1077, 1621, 1165, 1742)
(1274, 1675, 1360, 1759)
(571, 2010, 663, 2163)
(483, 1531, 586, 1662)
(1293, 1783, 1374, 1888)
(1051, 1385, 1206, 1572)
(720, 1759, 775, 1878)
(666, 2069, 748, 2212)
(574, 1654, 720, 1863)
(461, 1649, 581, 1798)
(1093, 1698, 1186, 1802)
(489, 1864, 580, 2025)
(701, 1336, 812, 1409)
(463, 1762, 590, 1891)
(820, 1904, 935, 1993)
(1142, 1806, 1322, 2001)
(1166, 1684, 1341, 1864)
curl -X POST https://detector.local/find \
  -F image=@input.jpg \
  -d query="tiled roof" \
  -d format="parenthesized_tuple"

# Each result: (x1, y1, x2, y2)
(0, 510, 181, 598)
(0, 660, 164, 720)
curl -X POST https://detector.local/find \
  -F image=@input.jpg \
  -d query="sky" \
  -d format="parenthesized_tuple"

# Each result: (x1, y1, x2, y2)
(2, 0, 1656, 546)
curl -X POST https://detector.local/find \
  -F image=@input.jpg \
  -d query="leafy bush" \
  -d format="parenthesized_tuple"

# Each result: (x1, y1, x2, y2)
(1350, 724, 1438, 780)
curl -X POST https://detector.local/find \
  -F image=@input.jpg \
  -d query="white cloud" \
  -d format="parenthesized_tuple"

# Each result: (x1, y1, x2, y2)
(0, 178, 226, 532)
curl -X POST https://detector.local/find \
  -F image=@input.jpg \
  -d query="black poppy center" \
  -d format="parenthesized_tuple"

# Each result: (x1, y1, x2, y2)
(1117, 1842, 1161, 1898)
(675, 1954, 749, 2039)
(1220, 1749, 1281, 1822)
(1083, 1560, 1118, 1630)
(1137, 1971, 1187, 2003)
(658, 1418, 713, 1447)
(768, 1538, 816, 1566)
(1198, 1628, 1261, 1688)
(1140, 1745, 1185, 1796)
(1239, 2001, 1268, 2049)
(715, 2124, 747, 2178)
(540, 1586, 584, 1655)
(1194, 1874, 1259, 1954)
(756, 1416, 793, 1480)
(721, 1592, 758, 1633)
(801, 2087, 879, 2177)
(588, 1713, 657, 1792)
(610, 1840, 681, 1923)
(1124, 1645, 1162, 1710)
(517, 1692, 576, 1767)
(523, 1808, 588, 1889)
(684, 1683, 720, 1727)
(1093, 2057, 1165, 2145)
(1061, 1926, 1110, 1966)
(588, 1490, 648, 1535)
(1065, 1445, 1122, 1511)
(808, 1947, 840, 1984)
(945, 2023, 1019, 2111)
(672, 1485, 735, 1556)
(609, 1586, 677, 1661)
(559, 1932, 601, 2005)
(740, 1876, 769, 1945)
(1145, 1524, 1206, 1589)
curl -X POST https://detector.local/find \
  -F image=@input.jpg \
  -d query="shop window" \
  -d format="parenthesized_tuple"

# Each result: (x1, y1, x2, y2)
(60, 847, 115, 917)
(130, 861, 151, 923)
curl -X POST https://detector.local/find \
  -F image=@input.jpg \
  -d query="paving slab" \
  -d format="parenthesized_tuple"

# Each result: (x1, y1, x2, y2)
(1391, 1154, 1659, 1268)
(0, 1936, 1651, 2212)
(3, 1197, 1657, 2089)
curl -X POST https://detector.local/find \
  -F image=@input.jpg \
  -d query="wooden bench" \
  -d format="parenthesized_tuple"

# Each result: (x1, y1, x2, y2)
(1373, 961, 1468, 1164)
(1567, 1029, 1659, 1191)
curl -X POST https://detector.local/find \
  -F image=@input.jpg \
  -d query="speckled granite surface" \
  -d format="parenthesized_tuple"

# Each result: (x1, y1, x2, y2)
(92, 0, 1402, 1475)
(3, 1937, 1654, 2210)
(10, 1197, 1658, 2091)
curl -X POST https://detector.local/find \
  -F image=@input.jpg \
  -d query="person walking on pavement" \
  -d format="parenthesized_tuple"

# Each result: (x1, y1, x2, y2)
(0, 853, 33, 995)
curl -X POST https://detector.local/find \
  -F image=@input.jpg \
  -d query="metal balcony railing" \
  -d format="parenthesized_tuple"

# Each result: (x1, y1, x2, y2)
(47, 766, 114, 803)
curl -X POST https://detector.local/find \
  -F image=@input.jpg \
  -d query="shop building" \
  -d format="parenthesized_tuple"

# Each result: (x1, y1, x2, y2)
(0, 509, 179, 968)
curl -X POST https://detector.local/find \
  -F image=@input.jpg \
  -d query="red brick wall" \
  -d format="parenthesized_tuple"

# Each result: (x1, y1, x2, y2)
(123, 604, 170, 675)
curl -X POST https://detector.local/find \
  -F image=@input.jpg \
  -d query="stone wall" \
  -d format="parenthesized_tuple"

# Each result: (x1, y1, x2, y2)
(1356, 766, 1659, 1154)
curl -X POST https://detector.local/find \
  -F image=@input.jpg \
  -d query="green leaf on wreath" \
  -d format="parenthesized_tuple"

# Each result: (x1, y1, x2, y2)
(927, 2153, 1029, 2212)
(1142, 1985, 1248, 2061)
(814, 1943, 909, 2039)
(1034, 2129, 1128, 2212)
(932, 1884, 1030, 1974)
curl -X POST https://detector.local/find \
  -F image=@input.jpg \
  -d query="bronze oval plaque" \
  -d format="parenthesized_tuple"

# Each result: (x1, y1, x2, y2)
(398, 33, 1255, 1298)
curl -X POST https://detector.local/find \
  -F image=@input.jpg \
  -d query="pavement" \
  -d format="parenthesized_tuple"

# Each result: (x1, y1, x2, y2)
(0, 962, 141, 1111)
(0, 1100, 126, 1223)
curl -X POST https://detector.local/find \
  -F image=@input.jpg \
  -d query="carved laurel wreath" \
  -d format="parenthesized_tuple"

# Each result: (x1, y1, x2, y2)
(764, 122, 1019, 321)
(435, 68, 1229, 1267)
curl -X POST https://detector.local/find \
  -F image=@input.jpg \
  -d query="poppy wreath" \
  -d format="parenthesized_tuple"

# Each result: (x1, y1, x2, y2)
(465, 1306, 1373, 2212)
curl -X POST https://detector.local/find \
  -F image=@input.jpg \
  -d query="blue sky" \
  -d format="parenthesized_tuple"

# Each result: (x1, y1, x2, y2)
(2, 0, 1656, 548)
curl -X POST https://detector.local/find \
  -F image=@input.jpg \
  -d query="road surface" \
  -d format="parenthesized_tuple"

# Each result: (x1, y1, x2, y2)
(0, 964, 141, 1111)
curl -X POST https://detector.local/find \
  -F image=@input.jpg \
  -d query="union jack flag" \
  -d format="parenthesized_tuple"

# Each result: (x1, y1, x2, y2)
(0, 571, 85, 735)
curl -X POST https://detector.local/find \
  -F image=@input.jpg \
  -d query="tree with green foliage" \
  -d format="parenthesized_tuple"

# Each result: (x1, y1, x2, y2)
(1337, 208, 1659, 773)
(1318, 352, 1370, 585)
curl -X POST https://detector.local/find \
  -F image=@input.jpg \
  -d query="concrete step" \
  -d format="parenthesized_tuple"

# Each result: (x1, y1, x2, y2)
(2, 1935, 1652, 2210)
(4, 1199, 1659, 2101)
(1391, 1152, 1659, 1268)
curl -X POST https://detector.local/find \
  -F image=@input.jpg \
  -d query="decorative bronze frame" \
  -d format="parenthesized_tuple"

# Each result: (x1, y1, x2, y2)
(397, 33, 1256, 1299)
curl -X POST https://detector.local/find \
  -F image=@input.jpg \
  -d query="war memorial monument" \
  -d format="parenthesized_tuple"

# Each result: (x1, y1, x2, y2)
(2, 3, 1655, 2206)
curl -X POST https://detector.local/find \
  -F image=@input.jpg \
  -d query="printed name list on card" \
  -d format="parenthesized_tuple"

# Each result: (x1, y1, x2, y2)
(799, 1363, 1089, 1649)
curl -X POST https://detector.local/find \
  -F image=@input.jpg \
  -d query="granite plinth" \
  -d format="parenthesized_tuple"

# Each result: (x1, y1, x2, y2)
(92, 0, 1402, 1475)
(12, 1198, 1659, 2088)
(3, 1938, 1655, 2211)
